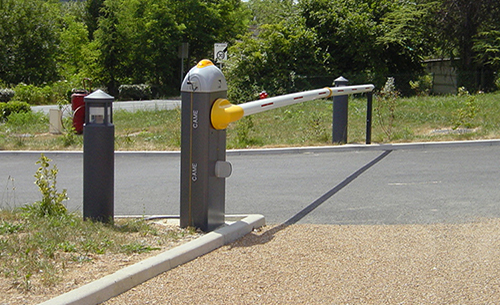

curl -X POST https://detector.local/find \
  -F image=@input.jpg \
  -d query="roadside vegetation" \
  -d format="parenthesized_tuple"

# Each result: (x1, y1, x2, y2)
(0, 154, 197, 291)
(0, 88, 499, 151)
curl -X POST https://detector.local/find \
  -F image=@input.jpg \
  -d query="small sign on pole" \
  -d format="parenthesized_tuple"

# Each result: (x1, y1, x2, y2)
(214, 43, 228, 63)
(179, 42, 189, 85)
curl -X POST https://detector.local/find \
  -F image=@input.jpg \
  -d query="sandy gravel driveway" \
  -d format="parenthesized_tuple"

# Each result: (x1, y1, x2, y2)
(105, 219, 500, 304)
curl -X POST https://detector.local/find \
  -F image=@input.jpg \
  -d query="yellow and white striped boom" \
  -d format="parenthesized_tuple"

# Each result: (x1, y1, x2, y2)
(211, 84, 374, 130)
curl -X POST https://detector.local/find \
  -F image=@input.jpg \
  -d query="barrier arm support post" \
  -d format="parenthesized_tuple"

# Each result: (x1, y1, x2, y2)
(180, 59, 374, 232)
(332, 76, 349, 144)
(180, 60, 230, 232)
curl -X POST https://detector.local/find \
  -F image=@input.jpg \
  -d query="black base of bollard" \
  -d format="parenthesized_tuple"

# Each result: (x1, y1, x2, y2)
(83, 125, 115, 223)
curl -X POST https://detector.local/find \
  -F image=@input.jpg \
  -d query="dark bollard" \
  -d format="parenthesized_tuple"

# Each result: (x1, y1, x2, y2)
(332, 76, 349, 144)
(83, 90, 114, 223)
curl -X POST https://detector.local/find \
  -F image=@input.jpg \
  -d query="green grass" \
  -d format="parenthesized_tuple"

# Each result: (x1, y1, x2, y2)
(0, 209, 196, 291)
(0, 91, 499, 151)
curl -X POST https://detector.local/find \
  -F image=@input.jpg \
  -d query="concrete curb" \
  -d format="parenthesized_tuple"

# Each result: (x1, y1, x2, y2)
(1, 139, 500, 157)
(226, 139, 500, 155)
(38, 214, 266, 305)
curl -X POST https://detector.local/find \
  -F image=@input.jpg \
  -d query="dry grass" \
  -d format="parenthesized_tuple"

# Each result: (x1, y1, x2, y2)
(0, 213, 201, 305)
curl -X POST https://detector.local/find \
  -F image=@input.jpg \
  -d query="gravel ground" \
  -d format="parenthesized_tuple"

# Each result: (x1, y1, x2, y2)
(105, 218, 500, 304)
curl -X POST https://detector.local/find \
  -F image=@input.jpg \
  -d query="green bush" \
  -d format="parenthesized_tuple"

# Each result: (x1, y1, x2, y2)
(409, 74, 433, 96)
(0, 88, 15, 102)
(0, 101, 31, 120)
(118, 84, 152, 101)
(12, 83, 70, 105)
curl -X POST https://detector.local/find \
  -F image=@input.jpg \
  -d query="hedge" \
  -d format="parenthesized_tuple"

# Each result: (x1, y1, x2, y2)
(0, 101, 32, 121)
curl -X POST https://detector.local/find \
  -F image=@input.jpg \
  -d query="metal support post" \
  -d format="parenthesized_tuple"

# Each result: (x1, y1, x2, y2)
(83, 90, 114, 223)
(180, 60, 231, 232)
(366, 92, 373, 144)
(332, 76, 349, 144)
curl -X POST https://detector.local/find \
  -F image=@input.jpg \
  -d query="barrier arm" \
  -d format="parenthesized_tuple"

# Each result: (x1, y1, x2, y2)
(211, 84, 375, 130)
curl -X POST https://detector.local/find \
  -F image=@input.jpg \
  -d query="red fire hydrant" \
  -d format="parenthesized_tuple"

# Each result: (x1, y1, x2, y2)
(71, 90, 87, 134)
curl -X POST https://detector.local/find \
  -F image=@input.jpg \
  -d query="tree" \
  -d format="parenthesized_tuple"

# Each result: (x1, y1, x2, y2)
(232, 0, 437, 95)
(92, 0, 126, 96)
(92, 0, 250, 95)
(0, 0, 61, 85)
(474, 30, 500, 75)
(58, 13, 90, 81)
(246, 0, 298, 26)
(170, 0, 250, 66)
(84, 0, 105, 40)
(225, 18, 329, 101)
(435, 0, 500, 91)
(376, 1, 438, 93)
(119, 0, 184, 94)
(298, 0, 424, 89)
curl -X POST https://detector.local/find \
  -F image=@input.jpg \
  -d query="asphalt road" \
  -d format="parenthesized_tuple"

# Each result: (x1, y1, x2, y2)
(1, 142, 499, 225)
(31, 100, 181, 117)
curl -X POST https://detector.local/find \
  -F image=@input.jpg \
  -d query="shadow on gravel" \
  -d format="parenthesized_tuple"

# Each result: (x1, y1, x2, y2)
(232, 150, 393, 247)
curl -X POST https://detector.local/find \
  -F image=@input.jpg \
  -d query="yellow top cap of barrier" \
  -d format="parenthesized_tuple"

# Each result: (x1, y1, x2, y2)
(197, 59, 214, 68)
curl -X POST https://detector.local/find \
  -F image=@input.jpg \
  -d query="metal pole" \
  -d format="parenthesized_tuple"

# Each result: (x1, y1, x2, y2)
(332, 76, 349, 144)
(366, 92, 373, 144)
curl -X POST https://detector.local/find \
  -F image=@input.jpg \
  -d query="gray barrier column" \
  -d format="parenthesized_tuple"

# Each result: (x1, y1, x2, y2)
(180, 60, 231, 232)
(332, 76, 349, 144)
(83, 90, 114, 223)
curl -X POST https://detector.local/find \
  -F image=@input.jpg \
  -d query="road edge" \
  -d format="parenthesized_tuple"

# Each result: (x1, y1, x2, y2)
(2, 139, 500, 157)
(37, 214, 266, 305)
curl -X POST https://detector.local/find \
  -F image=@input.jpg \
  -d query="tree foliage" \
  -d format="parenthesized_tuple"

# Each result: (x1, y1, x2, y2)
(435, 0, 500, 91)
(93, 0, 249, 95)
(228, 0, 433, 98)
(0, 0, 61, 85)
(0, 0, 249, 96)
(0, 0, 499, 97)
(225, 18, 328, 101)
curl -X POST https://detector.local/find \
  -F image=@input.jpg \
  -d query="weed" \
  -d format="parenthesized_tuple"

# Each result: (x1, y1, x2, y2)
(59, 117, 81, 147)
(22, 154, 68, 217)
(120, 243, 161, 254)
(233, 116, 262, 147)
(306, 112, 329, 142)
(115, 218, 158, 236)
(375, 77, 400, 141)
(0, 221, 23, 234)
(453, 87, 479, 130)
(1, 176, 16, 209)
(1, 92, 500, 149)
(58, 241, 77, 253)
(0, 210, 196, 291)
(4, 111, 47, 131)
(409, 74, 433, 96)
